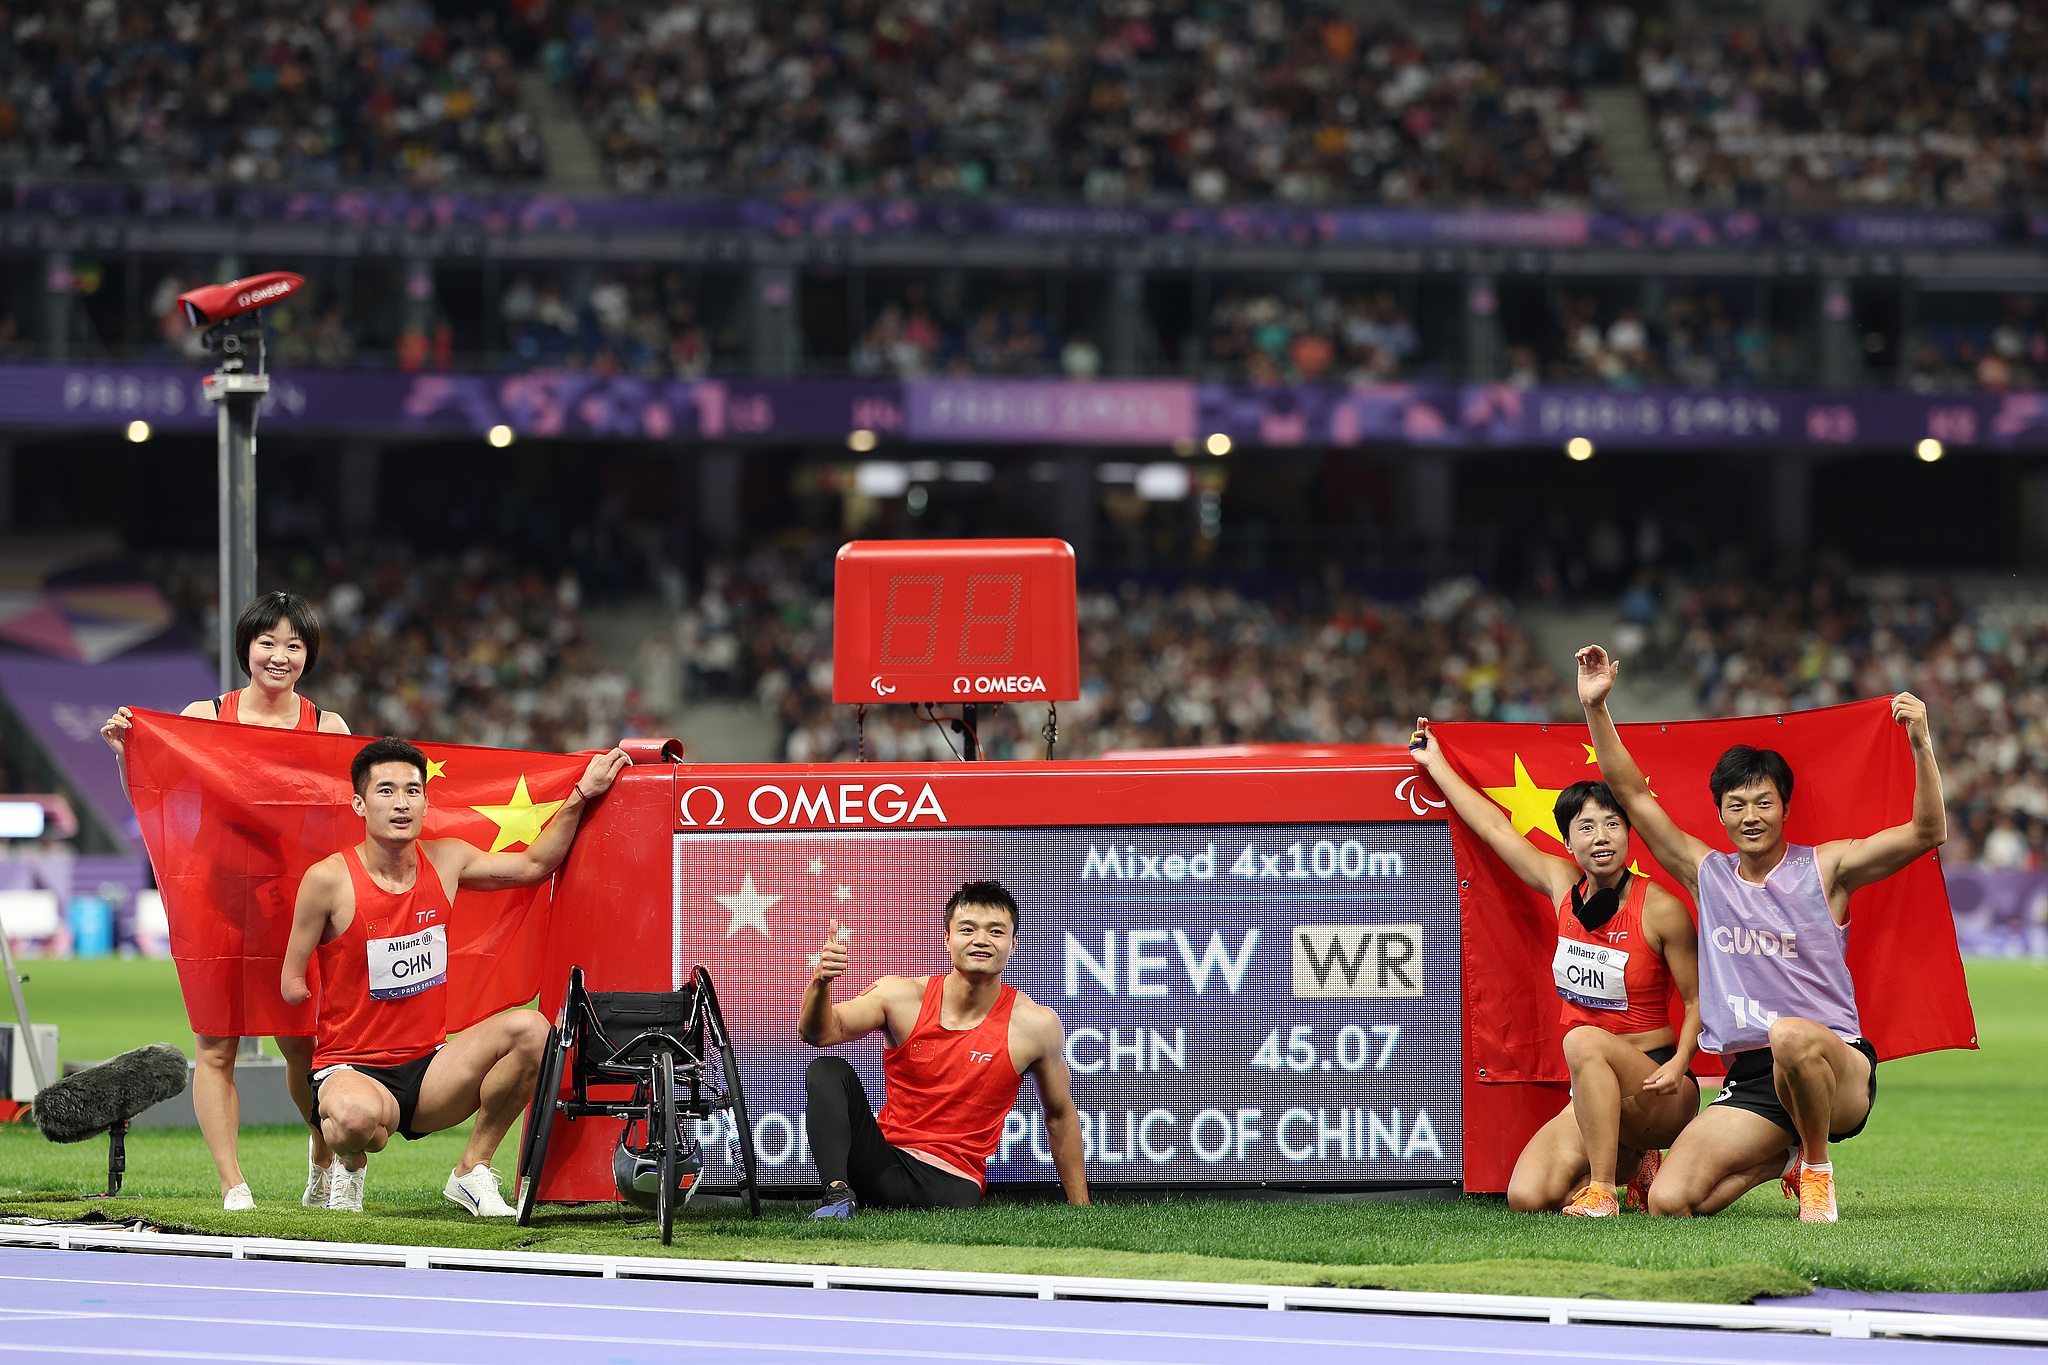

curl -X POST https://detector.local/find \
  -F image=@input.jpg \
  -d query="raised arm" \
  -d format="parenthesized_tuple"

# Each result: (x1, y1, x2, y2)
(447, 748, 629, 890)
(1409, 718, 1578, 900)
(1820, 692, 1947, 898)
(1577, 646, 1711, 898)
(281, 856, 345, 1006)
(1640, 888, 1700, 1093)
(797, 919, 900, 1046)
(1023, 1005, 1089, 1205)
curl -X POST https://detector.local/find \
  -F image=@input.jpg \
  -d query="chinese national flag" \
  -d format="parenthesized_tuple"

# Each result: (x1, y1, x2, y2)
(1434, 697, 1974, 1084)
(124, 709, 593, 1039)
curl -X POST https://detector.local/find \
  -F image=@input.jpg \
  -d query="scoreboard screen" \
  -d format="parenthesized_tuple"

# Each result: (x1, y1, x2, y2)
(670, 821, 1462, 1189)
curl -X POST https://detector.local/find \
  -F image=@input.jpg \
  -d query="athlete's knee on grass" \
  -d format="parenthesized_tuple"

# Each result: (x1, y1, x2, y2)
(1506, 1176, 1561, 1214)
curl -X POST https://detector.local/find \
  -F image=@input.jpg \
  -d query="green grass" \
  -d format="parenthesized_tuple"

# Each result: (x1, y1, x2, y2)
(4, 958, 2045, 1302)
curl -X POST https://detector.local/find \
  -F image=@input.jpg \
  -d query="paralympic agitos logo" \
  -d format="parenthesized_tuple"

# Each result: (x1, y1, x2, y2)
(678, 781, 948, 828)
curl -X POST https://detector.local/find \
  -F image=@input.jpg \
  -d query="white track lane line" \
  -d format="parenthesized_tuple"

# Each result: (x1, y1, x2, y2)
(0, 1302, 1993, 1365)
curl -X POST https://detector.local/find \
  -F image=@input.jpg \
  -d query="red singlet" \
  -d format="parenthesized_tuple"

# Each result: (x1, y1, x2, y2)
(217, 690, 319, 729)
(312, 846, 453, 1068)
(1553, 874, 1676, 1035)
(877, 978, 1023, 1190)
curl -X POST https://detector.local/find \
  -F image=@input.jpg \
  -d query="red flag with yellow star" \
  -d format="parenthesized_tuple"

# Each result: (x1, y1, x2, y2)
(124, 709, 595, 1038)
(1434, 697, 1972, 1085)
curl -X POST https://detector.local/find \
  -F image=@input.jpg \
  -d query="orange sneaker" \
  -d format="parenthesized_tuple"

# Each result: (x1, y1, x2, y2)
(1797, 1166, 1838, 1223)
(1562, 1184, 1620, 1218)
(1625, 1149, 1662, 1212)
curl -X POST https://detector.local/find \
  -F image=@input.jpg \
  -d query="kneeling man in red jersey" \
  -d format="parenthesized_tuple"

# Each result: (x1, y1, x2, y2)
(281, 737, 628, 1215)
(799, 880, 1088, 1216)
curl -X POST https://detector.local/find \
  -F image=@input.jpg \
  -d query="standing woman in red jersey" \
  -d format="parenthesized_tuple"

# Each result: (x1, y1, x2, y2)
(1410, 717, 1701, 1218)
(101, 591, 355, 1212)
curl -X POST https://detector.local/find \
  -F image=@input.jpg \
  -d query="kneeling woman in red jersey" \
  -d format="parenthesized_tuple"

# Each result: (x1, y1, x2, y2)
(1411, 719, 1700, 1217)
(798, 881, 1088, 1216)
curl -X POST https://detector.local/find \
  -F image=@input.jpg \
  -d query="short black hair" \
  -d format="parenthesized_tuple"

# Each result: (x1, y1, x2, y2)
(351, 737, 428, 796)
(235, 591, 322, 677)
(945, 880, 1019, 933)
(1553, 780, 1631, 839)
(1709, 744, 1795, 805)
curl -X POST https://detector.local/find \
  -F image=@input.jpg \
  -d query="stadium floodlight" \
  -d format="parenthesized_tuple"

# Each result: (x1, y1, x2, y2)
(1916, 438, 1944, 463)
(488, 424, 516, 448)
(1205, 432, 1233, 456)
(846, 428, 879, 453)
(125, 420, 151, 443)
(1566, 437, 1595, 461)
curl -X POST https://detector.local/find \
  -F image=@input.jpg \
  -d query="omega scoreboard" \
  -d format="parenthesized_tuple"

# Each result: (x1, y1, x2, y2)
(541, 755, 1471, 1198)
(831, 538, 1081, 705)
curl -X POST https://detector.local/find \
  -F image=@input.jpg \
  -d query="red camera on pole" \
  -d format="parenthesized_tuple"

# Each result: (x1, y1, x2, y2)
(175, 271, 306, 328)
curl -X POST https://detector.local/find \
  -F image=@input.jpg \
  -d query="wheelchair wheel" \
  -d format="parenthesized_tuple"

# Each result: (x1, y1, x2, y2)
(654, 1049, 679, 1246)
(516, 1023, 568, 1226)
(695, 967, 760, 1218)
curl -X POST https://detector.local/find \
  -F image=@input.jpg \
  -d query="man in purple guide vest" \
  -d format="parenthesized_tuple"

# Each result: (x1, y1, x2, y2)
(1577, 645, 1947, 1223)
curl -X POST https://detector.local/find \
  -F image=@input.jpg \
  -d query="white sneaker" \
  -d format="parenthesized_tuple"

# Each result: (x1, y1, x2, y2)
(444, 1164, 516, 1217)
(222, 1183, 255, 1212)
(327, 1162, 367, 1212)
(303, 1159, 335, 1209)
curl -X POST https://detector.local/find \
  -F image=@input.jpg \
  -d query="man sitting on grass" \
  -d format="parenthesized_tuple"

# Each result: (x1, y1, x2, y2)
(1579, 646, 1946, 1222)
(281, 736, 627, 1215)
(799, 880, 1088, 1216)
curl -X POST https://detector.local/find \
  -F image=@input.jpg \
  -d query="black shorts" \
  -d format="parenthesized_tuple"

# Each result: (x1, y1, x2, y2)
(310, 1048, 441, 1142)
(1709, 1036, 1878, 1143)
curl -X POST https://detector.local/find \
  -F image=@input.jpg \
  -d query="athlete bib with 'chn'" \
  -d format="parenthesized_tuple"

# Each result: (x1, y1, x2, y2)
(367, 923, 447, 1000)
(1553, 938, 1630, 1010)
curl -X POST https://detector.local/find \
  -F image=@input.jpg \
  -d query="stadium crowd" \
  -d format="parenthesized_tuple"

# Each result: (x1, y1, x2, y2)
(1643, 3, 2048, 209)
(149, 549, 651, 753)
(1202, 286, 1421, 383)
(557, 0, 1612, 204)
(681, 544, 1570, 763)
(1676, 569, 2048, 868)
(1532, 287, 1802, 389)
(0, 0, 543, 184)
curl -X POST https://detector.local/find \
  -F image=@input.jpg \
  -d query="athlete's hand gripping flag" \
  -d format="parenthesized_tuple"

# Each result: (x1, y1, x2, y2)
(124, 708, 600, 1038)
(1430, 696, 1974, 1084)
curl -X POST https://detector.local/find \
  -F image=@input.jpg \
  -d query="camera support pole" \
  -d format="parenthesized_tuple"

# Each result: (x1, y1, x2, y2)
(203, 354, 268, 1068)
(206, 370, 266, 697)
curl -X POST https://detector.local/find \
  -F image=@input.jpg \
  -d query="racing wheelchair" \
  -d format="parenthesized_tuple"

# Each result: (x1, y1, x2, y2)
(516, 964, 760, 1242)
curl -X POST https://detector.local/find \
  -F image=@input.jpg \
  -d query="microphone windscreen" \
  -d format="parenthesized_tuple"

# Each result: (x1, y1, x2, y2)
(32, 1043, 190, 1143)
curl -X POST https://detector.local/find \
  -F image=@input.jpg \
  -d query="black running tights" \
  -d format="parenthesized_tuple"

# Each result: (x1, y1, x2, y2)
(804, 1056, 982, 1209)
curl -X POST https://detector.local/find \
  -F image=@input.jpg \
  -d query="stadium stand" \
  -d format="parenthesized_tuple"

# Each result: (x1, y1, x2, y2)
(558, 0, 1613, 204)
(148, 549, 652, 751)
(1641, 2, 2046, 209)
(1677, 569, 2048, 867)
(0, 0, 543, 184)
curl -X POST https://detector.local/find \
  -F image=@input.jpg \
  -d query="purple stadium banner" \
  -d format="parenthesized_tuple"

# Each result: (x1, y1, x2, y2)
(6, 363, 2046, 452)
(10, 182, 2024, 248)
(0, 648, 220, 852)
(1945, 867, 2048, 958)
(905, 380, 1194, 443)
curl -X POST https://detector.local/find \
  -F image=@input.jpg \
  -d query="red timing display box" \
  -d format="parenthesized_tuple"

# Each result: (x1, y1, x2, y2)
(831, 538, 1081, 705)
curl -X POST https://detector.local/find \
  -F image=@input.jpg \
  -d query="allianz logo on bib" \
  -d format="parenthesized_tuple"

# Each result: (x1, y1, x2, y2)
(1709, 925, 1800, 959)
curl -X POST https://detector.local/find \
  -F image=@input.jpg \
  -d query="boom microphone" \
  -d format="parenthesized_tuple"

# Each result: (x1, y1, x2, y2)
(33, 1043, 188, 1197)
(33, 1044, 189, 1144)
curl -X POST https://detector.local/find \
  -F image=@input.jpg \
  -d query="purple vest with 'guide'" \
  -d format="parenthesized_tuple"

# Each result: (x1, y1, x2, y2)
(1695, 844, 1862, 1055)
